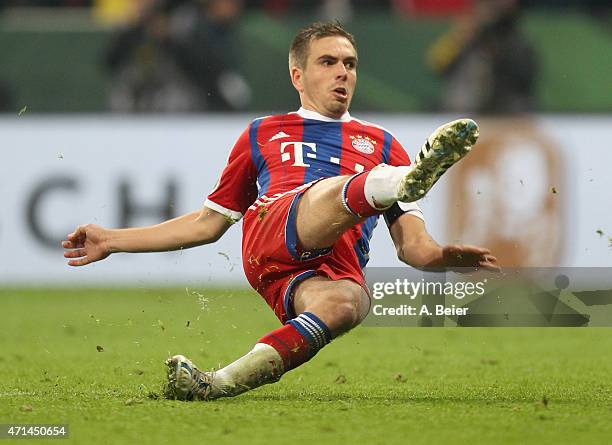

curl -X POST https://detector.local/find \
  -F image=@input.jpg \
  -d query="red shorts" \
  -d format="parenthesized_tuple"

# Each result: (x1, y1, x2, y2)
(241, 183, 366, 324)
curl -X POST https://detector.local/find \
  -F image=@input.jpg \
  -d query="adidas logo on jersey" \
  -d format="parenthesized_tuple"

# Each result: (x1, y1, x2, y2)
(269, 131, 291, 142)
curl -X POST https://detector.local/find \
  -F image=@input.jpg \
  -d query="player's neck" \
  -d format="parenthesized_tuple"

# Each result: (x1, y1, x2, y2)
(297, 106, 351, 122)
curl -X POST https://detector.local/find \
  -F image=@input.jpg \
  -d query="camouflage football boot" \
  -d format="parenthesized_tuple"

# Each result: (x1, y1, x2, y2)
(398, 118, 479, 202)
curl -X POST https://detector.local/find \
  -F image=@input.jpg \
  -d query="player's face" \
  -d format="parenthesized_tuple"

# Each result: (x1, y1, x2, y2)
(291, 36, 357, 119)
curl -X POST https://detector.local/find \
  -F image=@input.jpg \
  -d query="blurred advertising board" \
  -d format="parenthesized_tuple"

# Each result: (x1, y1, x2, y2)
(1, 115, 610, 285)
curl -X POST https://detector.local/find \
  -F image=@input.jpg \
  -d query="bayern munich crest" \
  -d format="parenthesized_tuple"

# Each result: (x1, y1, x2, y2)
(350, 135, 376, 154)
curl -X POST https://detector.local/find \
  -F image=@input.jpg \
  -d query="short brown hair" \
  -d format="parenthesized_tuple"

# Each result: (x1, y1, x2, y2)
(289, 21, 357, 70)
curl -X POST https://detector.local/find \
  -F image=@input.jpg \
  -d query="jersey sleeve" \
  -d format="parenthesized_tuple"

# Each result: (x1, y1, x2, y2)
(385, 135, 425, 224)
(204, 125, 258, 222)
(388, 135, 412, 167)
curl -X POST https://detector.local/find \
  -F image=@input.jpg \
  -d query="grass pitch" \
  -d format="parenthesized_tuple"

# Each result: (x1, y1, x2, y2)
(1, 288, 611, 445)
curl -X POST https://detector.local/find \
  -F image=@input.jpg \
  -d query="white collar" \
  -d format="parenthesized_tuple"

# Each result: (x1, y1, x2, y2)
(296, 107, 352, 123)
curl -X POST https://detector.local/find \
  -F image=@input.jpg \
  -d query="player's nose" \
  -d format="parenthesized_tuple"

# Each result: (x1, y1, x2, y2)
(335, 62, 348, 79)
(336, 64, 348, 79)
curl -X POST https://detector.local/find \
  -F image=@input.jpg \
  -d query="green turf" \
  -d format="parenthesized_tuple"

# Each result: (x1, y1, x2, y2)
(1, 288, 611, 445)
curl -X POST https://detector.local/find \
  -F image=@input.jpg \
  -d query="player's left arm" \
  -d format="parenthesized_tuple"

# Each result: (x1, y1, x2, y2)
(388, 213, 500, 272)
(384, 132, 498, 272)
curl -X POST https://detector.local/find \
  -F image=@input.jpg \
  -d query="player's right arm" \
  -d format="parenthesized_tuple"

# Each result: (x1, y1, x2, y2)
(63, 122, 258, 267)
(62, 207, 231, 267)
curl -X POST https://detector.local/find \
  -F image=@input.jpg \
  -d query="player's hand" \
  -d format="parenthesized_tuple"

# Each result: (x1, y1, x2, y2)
(440, 244, 500, 273)
(62, 224, 111, 267)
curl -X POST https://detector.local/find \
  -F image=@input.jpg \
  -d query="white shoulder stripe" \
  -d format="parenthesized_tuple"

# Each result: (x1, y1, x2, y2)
(252, 115, 272, 123)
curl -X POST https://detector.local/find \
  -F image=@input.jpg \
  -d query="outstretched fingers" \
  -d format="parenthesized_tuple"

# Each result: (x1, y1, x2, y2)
(63, 248, 90, 266)
(67, 256, 92, 267)
(444, 244, 501, 273)
(62, 225, 92, 266)
(65, 226, 86, 246)
(478, 254, 501, 272)
(63, 248, 86, 259)
(62, 240, 81, 249)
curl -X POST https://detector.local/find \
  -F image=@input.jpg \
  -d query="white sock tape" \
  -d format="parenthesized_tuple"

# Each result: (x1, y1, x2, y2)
(363, 164, 411, 208)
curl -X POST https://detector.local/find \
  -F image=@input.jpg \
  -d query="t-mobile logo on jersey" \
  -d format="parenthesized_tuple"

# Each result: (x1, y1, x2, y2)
(279, 141, 365, 173)
(280, 142, 317, 167)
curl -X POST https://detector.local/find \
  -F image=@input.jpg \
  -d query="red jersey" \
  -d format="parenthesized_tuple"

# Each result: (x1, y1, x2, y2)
(206, 108, 411, 217)
(205, 107, 419, 270)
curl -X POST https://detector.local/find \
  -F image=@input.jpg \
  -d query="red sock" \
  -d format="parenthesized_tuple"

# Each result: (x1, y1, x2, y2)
(342, 172, 385, 218)
(258, 312, 331, 372)
(258, 324, 311, 371)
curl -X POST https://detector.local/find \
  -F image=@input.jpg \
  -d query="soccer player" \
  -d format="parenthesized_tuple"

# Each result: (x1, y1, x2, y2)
(62, 22, 499, 401)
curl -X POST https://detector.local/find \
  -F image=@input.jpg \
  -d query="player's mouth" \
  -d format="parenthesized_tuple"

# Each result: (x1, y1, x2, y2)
(332, 87, 348, 101)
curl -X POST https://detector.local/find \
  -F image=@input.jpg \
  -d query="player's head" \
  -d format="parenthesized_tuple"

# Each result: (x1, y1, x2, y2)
(289, 22, 358, 119)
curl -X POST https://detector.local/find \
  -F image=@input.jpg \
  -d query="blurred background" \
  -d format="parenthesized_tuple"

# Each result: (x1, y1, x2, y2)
(1, 0, 611, 285)
(1, 0, 611, 113)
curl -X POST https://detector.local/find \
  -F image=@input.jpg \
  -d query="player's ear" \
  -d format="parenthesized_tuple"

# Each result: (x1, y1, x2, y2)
(290, 66, 304, 93)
